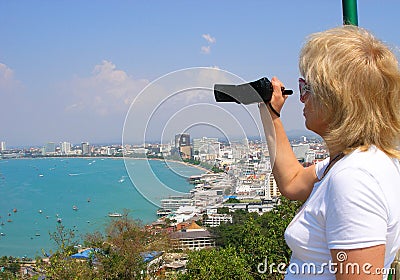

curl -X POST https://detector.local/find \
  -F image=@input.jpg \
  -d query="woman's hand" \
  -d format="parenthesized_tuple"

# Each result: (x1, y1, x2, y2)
(268, 76, 289, 117)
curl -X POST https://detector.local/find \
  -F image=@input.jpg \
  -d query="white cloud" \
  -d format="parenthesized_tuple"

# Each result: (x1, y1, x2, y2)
(65, 60, 149, 116)
(201, 46, 211, 54)
(0, 63, 13, 80)
(201, 34, 216, 55)
(0, 63, 22, 92)
(202, 34, 216, 44)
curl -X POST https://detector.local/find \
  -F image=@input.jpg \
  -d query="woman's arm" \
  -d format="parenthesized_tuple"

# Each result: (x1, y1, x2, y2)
(259, 77, 318, 201)
(331, 245, 385, 279)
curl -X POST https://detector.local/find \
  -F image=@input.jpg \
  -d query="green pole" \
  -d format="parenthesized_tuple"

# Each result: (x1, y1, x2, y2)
(342, 0, 358, 26)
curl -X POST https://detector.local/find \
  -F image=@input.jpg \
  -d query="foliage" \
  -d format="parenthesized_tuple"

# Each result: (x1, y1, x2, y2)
(87, 211, 172, 279)
(35, 211, 173, 280)
(216, 206, 230, 215)
(0, 256, 21, 279)
(191, 197, 302, 280)
(224, 197, 241, 204)
(176, 246, 254, 280)
(36, 224, 99, 280)
(257, 197, 303, 266)
(182, 158, 201, 165)
(211, 166, 224, 173)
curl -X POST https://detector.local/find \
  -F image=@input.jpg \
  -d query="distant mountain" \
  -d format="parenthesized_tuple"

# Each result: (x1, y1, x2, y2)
(286, 129, 321, 140)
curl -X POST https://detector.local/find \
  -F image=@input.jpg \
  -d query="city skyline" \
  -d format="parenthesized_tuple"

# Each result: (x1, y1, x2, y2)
(2, 1, 400, 146)
(0, 128, 320, 150)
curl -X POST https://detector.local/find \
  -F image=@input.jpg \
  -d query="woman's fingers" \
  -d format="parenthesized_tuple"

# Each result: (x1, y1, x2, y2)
(270, 76, 286, 112)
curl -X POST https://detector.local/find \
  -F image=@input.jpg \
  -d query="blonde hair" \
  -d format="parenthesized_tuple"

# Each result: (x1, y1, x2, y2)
(299, 26, 400, 158)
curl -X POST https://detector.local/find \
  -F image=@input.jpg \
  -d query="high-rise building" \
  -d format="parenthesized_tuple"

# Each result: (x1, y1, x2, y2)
(265, 172, 280, 200)
(192, 137, 220, 155)
(0, 141, 6, 151)
(175, 133, 190, 148)
(81, 142, 90, 155)
(60, 142, 72, 155)
(174, 134, 191, 159)
(292, 143, 310, 163)
(180, 145, 191, 160)
(44, 142, 56, 155)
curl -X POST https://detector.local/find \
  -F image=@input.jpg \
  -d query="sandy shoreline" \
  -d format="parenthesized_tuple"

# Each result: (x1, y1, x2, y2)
(126, 157, 211, 173)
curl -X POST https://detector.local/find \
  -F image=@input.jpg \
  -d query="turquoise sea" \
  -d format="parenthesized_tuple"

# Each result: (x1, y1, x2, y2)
(0, 157, 204, 258)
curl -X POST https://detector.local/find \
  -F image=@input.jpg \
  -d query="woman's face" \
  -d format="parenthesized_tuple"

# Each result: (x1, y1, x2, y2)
(300, 79, 328, 136)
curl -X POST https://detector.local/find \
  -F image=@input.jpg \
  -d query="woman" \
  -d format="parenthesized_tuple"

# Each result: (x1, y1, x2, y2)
(259, 26, 400, 279)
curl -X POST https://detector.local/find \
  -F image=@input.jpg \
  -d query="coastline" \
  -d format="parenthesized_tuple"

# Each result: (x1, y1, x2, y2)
(127, 157, 211, 173)
(6, 156, 211, 174)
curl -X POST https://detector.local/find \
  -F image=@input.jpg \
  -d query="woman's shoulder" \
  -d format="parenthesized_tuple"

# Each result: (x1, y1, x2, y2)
(327, 145, 400, 202)
(340, 145, 399, 175)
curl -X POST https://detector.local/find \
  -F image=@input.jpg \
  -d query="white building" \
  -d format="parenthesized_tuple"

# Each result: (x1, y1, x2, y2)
(264, 172, 280, 200)
(44, 142, 56, 155)
(192, 137, 220, 159)
(204, 214, 232, 227)
(60, 142, 71, 155)
(292, 143, 310, 162)
(81, 142, 90, 155)
(0, 141, 6, 151)
(171, 222, 215, 250)
(161, 195, 193, 211)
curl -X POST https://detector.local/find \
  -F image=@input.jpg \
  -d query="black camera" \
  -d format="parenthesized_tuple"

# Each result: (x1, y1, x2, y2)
(214, 77, 293, 105)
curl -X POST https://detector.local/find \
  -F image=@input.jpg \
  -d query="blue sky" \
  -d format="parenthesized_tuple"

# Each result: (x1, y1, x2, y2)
(1, 1, 400, 147)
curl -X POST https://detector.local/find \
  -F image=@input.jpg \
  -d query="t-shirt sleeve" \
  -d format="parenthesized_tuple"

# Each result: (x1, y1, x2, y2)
(315, 157, 330, 180)
(325, 167, 388, 249)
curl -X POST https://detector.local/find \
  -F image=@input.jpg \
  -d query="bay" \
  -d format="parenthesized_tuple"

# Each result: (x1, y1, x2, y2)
(0, 157, 204, 258)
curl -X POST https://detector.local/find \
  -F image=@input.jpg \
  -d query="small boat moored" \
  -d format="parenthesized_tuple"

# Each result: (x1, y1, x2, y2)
(108, 212, 122, 218)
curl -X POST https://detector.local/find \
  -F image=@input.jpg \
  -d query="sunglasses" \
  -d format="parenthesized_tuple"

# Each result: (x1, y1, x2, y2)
(299, 78, 312, 103)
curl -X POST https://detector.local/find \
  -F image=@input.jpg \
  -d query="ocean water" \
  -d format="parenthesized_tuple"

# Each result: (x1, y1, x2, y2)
(0, 157, 203, 258)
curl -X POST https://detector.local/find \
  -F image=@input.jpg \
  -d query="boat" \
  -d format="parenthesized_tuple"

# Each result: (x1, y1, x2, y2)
(38, 210, 43, 214)
(35, 233, 40, 236)
(13, 208, 17, 213)
(39, 174, 44, 177)
(108, 212, 122, 217)
(72, 205, 78, 211)
(0, 233, 5, 236)
(57, 218, 62, 223)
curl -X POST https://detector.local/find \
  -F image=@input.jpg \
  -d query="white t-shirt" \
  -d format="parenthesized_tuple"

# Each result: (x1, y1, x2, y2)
(284, 146, 400, 279)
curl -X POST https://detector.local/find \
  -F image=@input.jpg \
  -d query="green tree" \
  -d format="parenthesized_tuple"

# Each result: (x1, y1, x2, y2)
(256, 197, 303, 266)
(87, 211, 172, 279)
(216, 206, 230, 215)
(208, 197, 302, 279)
(0, 256, 20, 279)
(36, 224, 99, 280)
(224, 197, 241, 204)
(176, 246, 254, 280)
